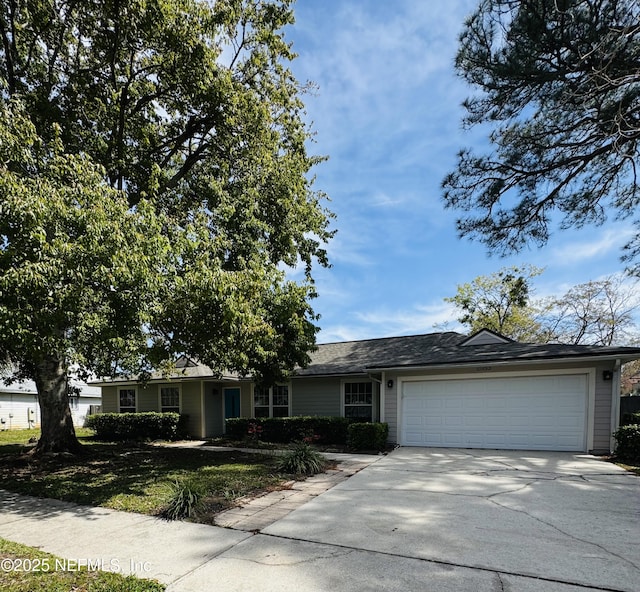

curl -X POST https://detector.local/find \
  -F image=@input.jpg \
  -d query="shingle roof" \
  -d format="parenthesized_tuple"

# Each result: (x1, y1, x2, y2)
(93, 330, 640, 384)
(296, 332, 466, 375)
(295, 331, 640, 376)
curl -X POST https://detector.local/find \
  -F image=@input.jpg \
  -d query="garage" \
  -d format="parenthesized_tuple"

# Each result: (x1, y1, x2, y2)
(400, 374, 588, 451)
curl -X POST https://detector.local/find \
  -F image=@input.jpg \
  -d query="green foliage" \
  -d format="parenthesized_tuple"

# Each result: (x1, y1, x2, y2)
(347, 422, 389, 451)
(225, 416, 351, 444)
(160, 479, 204, 520)
(86, 413, 183, 441)
(621, 413, 640, 427)
(614, 425, 640, 463)
(0, 537, 165, 591)
(0, 99, 170, 376)
(0, 444, 284, 519)
(447, 267, 639, 345)
(445, 265, 543, 341)
(276, 442, 327, 476)
(443, 0, 640, 267)
(0, 0, 333, 452)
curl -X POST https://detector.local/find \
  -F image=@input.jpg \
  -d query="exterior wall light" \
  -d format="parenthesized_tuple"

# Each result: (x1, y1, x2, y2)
(387, 379, 394, 389)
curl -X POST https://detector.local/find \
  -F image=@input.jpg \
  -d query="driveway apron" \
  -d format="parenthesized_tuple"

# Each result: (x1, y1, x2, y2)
(256, 448, 640, 592)
(1, 449, 638, 592)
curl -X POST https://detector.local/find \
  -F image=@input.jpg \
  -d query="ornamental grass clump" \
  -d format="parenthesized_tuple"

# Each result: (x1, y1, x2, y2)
(160, 479, 204, 520)
(277, 443, 327, 477)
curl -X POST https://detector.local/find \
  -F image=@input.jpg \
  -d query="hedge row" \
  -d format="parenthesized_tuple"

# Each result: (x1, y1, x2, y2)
(226, 416, 351, 444)
(225, 416, 390, 450)
(86, 412, 187, 441)
(621, 412, 640, 426)
(347, 422, 389, 451)
(614, 424, 640, 463)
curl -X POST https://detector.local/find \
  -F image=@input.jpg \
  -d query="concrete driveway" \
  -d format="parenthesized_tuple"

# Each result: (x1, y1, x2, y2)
(172, 448, 640, 592)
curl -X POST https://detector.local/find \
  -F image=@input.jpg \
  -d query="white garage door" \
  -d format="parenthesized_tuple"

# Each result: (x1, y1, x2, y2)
(401, 374, 587, 451)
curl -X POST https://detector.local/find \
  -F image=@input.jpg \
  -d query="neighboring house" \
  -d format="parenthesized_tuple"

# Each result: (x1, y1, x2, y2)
(0, 377, 102, 430)
(626, 372, 640, 395)
(94, 329, 640, 454)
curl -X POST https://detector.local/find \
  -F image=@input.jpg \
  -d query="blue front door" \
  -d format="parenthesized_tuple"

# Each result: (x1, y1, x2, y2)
(224, 388, 241, 420)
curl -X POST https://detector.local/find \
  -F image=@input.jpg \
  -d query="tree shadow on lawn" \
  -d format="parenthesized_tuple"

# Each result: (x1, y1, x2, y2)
(0, 442, 285, 522)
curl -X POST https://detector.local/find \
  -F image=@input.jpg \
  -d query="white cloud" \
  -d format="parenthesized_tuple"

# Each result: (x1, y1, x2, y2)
(291, 1, 475, 161)
(550, 228, 635, 265)
(317, 300, 462, 344)
(356, 301, 461, 334)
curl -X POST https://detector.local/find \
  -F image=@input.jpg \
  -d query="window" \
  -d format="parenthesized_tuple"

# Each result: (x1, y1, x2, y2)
(344, 382, 373, 421)
(119, 388, 136, 413)
(160, 386, 180, 413)
(253, 385, 289, 418)
(254, 386, 270, 418)
(272, 385, 289, 417)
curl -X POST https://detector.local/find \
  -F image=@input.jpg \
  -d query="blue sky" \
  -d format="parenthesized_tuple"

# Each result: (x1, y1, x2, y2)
(284, 0, 637, 344)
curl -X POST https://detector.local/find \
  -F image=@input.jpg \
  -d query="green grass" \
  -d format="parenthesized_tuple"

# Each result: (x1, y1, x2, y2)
(0, 427, 95, 447)
(0, 537, 164, 591)
(0, 429, 290, 523)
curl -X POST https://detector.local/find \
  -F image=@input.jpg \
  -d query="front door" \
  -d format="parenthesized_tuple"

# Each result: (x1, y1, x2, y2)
(224, 387, 241, 420)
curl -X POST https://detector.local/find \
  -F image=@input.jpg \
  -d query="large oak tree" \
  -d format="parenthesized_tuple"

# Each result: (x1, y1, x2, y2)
(443, 0, 640, 267)
(0, 0, 333, 454)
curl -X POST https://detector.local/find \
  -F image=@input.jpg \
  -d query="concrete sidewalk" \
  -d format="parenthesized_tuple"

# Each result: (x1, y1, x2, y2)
(0, 489, 250, 585)
(214, 454, 378, 530)
(155, 441, 382, 531)
(0, 448, 381, 588)
(2, 448, 637, 592)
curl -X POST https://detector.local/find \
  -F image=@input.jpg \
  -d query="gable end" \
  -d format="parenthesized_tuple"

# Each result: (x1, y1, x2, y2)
(460, 329, 513, 346)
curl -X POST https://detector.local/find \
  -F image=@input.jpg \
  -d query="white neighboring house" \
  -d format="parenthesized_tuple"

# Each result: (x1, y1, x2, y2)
(0, 377, 102, 430)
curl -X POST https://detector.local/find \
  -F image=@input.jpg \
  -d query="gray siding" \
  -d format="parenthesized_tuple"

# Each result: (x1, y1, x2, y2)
(181, 382, 203, 437)
(99, 382, 205, 439)
(593, 364, 615, 453)
(101, 386, 118, 413)
(204, 383, 223, 438)
(383, 374, 398, 444)
(137, 384, 158, 412)
(292, 377, 341, 416)
(240, 382, 252, 417)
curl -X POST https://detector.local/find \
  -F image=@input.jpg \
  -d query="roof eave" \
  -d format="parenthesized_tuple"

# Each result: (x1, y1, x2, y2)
(366, 352, 640, 373)
(91, 374, 243, 386)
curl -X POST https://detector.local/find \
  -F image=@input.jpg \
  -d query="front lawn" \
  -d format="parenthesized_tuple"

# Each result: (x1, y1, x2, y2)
(0, 429, 291, 523)
(0, 537, 164, 592)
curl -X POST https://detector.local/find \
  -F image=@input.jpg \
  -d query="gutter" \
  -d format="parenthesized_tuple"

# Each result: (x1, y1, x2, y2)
(366, 353, 640, 374)
(91, 374, 242, 386)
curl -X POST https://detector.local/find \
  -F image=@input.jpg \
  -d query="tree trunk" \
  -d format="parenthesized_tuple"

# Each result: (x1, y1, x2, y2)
(33, 355, 82, 455)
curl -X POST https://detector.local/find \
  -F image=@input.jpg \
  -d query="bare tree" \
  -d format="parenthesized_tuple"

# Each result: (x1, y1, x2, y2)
(541, 275, 640, 345)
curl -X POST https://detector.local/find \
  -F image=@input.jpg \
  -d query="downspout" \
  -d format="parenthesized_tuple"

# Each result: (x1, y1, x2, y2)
(610, 359, 622, 453)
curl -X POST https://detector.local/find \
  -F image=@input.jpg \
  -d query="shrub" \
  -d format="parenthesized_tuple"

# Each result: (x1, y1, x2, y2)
(160, 479, 203, 520)
(621, 412, 640, 426)
(614, 424, 640, 463)
(347, 422, 389, 451)
(225, 416, 351, 444)
(276, 443, 327, 476)
(86, 412, 184, 441)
